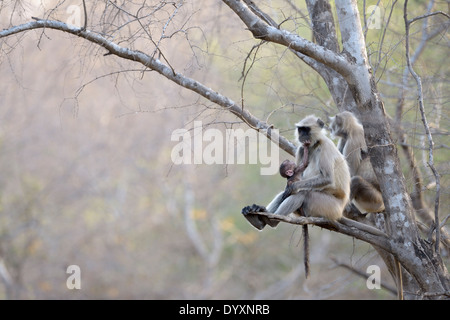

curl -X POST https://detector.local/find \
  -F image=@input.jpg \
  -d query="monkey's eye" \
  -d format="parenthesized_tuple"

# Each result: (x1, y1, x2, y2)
(297, 126, 310, 135)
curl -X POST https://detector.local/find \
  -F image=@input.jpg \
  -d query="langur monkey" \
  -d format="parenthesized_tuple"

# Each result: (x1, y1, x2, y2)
(329, 111, 403, 299)
(242, 115, 350, 278)
(279, 157, 311, 277)
(329, 111, 384, 213)
(242, 115, 350, 228)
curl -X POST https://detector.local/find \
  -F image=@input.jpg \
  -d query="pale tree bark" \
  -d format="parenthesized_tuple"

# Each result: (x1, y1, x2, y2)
(393, 0, 450, 255)
(0, 0, 448, 299)
(222, 0, 449, 298)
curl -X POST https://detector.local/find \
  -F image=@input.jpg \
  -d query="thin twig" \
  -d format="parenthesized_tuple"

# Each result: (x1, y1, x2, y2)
(440, 214, 450, 229)
(82, 0, 87, 31)
(404, 0, 441, 255)
(331, 257, 397, 296)
(409, 11, 450, 25)
(374, 0, 399, 75)
(239, 42, 264, 111)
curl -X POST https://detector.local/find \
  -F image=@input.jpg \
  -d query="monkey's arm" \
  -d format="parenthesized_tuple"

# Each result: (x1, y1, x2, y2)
(288, 152, 335, 194)
(266, 191, 286, 213)
(287, 174, 333, 194)
(345, 138, 364, 177)
(337, 138, 346, 154)
(295, 145, 309, 172)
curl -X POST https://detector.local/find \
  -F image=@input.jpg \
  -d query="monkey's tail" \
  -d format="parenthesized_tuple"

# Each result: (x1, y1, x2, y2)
(303, 225, 310, 279)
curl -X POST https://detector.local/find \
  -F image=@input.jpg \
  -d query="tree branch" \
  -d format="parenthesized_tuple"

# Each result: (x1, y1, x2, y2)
(82, 0, 87, 31)
(404, 0, 442, 255)
(409, 11, 450, 25)
(0, 19, 296, 156)
(331, 257, 397, 296)
(221, 0, 352, 79)
(251, 211, 392, 253)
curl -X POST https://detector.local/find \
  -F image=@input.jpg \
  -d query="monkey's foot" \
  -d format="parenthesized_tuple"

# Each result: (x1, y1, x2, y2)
(242, 204, 280, 229)
(242, 204, 268, 230)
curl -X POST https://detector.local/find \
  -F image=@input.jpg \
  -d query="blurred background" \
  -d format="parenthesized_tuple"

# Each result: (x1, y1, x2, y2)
(0, 0, 448, 299)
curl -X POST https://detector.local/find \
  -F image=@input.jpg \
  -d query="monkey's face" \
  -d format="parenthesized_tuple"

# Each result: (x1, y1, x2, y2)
(297, 126, 312, 145)
(329, 111, 359, 138)
(295, 115, 324, 146)
(280, 160, 296, 178)
(285, 169, 294, 177)
(284, 162, 296, 177)
(329, 115, 341, 136)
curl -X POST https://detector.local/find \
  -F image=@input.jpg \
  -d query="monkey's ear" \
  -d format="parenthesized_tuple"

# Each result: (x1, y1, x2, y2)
(317, 118, 325, 128)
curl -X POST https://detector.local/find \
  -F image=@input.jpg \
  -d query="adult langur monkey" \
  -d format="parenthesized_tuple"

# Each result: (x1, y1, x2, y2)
(242, 115, 350, 228)
(329, 111, 384, 214)
(242, 115, 350, 278)
(329, 111, 403, 300)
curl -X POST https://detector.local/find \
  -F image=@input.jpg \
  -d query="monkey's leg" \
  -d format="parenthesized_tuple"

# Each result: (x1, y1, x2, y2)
(303, 191, 344, 221)
(273, 192, 306, 217)
(351, 176, 385, 213)
(264, 192, 286, 228)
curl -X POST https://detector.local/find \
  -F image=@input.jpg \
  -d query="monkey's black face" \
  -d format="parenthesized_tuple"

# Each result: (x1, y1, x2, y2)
(297, 126, 311, 145)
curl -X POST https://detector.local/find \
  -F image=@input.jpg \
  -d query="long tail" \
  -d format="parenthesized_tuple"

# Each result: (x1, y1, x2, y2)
(303, 225, 310, 279)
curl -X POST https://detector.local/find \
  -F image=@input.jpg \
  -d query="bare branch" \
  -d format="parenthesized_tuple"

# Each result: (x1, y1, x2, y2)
(331, 257, 397, 296)
(242, 0, 278, 27)
(409, 11, 450, 25)
(404, 0, 442, 255)
(440, 214, 450, 230)
(251, 211, 391, 253)
(82, 0, 87, 31)
(0, 18, 296, 156)
(221, 0, 352, 78)
(239, 41, 265, 111)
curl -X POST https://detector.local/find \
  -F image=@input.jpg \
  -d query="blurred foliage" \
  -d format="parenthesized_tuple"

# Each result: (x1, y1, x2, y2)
(0, 0, 448, 299)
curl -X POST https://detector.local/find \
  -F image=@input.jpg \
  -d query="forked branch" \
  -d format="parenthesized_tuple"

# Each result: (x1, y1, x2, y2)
(0, 19, 296, 156)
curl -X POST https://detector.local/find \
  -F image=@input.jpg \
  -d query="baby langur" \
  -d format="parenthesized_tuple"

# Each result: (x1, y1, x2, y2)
(329, 111, 384, 213)
(241, 145, 310, 231)
(279, 151, 311, 278)
(279, 140, 310, 202)
(279, 159, 300, 181)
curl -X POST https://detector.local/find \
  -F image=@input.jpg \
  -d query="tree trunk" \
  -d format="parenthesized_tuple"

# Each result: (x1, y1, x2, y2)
(1, 0, 448, 299)
(334, 0, 448, 298)
(303, 0, 357, 111)
(223, 0, 449, 298)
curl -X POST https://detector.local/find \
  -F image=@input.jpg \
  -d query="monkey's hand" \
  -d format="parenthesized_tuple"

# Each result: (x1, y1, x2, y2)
(280, 187, 292, 202)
